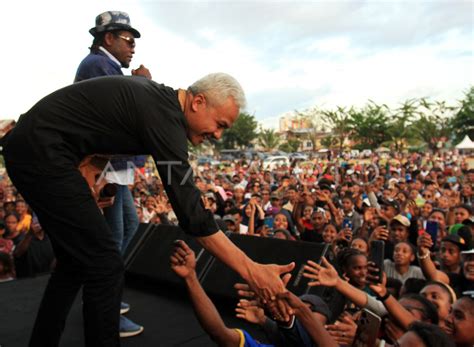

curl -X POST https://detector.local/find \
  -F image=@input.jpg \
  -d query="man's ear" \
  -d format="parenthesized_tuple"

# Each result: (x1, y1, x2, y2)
(103, 32, 115, 47)
(190, 93, 206, 112)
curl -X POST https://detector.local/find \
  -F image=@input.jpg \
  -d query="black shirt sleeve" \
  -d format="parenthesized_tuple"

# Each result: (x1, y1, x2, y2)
(138, 85, 219, 237)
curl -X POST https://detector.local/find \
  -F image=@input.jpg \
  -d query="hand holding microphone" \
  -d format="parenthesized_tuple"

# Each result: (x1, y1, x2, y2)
(132, 64, 152, 79)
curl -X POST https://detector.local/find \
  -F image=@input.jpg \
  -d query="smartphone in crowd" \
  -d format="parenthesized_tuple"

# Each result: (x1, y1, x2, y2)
(378, 218, 388, 228)
(425, 220, 439, 250)
(369, 240, 385, 284)
(264, 217, 274, 229)
(353, 309, 382, 347)
(342, 218, 353, 230)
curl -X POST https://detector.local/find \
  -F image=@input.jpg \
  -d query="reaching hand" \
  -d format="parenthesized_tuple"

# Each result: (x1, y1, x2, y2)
(367, 262, 387, 296)
(326, 312, 357, 346)
(234, 282, 256, 300)
(246, 262, 295, 303)
(303, 257, 339, 287)
(235, 299, 266, 325)
(275, 291, 309, 317)
(170, 240, 196, 279)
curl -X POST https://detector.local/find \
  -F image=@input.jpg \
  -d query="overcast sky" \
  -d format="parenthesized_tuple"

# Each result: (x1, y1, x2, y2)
(1, 0, 472, 128)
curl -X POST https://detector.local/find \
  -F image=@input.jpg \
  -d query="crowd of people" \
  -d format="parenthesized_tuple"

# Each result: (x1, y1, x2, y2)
(1, 149, 474, 346)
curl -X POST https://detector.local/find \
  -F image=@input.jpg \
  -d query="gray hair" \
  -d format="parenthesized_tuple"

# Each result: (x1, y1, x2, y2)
(188, 72, 246, 110)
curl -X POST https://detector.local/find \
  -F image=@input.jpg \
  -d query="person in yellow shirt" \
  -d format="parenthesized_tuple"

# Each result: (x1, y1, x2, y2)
(15, 200, 32, 233)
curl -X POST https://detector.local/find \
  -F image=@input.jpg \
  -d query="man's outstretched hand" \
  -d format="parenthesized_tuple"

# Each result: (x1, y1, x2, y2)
(244, 262, 295, 321)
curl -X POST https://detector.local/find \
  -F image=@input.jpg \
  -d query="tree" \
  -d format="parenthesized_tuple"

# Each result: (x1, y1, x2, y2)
(279, 139, 301, 153)
(412, 99, 454, 151)
(321, 107, 351, 152)
(221, 112, 258, 149)
(347, 102, 390, 149)
(258, 128, 281, 151)
(386, 99, 419, 151)
(321, 135, 337, 149)
(451, 86, 474, 145)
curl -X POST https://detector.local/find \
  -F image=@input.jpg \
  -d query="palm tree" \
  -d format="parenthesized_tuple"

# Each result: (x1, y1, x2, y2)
(258, 128, 281, 151)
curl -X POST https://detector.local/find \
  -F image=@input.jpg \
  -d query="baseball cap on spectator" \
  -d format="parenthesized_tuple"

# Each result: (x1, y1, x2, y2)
(223, 215, 236, 224)
(321, 174, 334, 183)
(390, 214, 410, 227)
(442, 233, 470, 251)
(462, 217, 474, 226)
(299, 294, 331, 322)
(270, 192, 281, 200)
(449, 223, 466, 235)
(382, 199, 401, 213)
(388, 178, 399, 188)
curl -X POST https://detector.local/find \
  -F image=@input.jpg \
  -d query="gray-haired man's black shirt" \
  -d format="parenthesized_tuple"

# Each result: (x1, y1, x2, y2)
(3, 76, 219, 237)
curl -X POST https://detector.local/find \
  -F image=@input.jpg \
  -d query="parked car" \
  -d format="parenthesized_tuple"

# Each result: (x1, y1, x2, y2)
(289, 152, 309, 161)
(197, 156, 219, 166)
(262, 156, 290, 170)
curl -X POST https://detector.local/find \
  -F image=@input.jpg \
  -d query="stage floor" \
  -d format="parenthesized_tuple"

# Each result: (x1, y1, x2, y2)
(0, 274, 267, 346)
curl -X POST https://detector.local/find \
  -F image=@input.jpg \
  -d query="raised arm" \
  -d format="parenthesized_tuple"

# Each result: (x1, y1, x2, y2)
(304, 257, 369, 308)
(417, 232, 450, 284)
(171, 240, 239, 347)
(368, 270, 416, 330)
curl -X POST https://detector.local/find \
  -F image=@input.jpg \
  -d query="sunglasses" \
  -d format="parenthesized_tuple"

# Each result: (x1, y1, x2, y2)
(116, 34, 136, 48)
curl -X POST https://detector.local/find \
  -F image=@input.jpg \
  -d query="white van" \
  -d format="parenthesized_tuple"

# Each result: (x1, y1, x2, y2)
(262, 156, 290, 170)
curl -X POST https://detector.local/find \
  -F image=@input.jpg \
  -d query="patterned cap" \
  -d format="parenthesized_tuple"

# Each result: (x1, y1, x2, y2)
(89, 11, 141, 38)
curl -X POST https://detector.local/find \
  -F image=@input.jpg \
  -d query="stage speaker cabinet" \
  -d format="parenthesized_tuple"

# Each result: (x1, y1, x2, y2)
(125, 224, 214, 286)
(200, 234, 330, 300)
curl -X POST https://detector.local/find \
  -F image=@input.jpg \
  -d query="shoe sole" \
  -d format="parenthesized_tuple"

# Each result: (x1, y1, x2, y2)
(120, 326, 144, 338)
(120, 307, 130, 314)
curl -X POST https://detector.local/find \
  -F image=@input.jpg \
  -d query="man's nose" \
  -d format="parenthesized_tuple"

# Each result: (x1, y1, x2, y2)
(213, 129, 224, 140)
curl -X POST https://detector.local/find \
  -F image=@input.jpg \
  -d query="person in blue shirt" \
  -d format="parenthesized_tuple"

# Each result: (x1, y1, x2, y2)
(171, 240, 337, 347)
(74, 10, 152, 338)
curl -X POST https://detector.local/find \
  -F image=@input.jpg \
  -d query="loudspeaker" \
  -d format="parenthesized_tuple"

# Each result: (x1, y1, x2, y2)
(125, 224, 214, 286)
(200, 234, 330, 300)
(124, 223, 155, 268)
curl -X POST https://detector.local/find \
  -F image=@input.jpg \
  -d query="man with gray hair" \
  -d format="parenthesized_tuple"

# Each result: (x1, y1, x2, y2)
(2, 73, 294, 346)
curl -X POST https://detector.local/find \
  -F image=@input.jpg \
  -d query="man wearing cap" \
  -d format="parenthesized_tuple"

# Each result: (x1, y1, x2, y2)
(75, 11, 151, 82)
(74, 11, 151, 338)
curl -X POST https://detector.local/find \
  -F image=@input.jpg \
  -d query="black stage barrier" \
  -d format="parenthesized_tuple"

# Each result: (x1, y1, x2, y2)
(125, 224, 215, 285)
(126, 224, 330, 300)
(200, 233, 329, 299)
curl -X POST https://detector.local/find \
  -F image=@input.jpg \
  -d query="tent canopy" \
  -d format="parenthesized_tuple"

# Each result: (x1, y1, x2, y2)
(455, 135, 474, 149)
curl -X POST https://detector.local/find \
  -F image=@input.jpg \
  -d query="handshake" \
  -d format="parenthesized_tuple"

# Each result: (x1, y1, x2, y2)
(171, 240, 312, 323)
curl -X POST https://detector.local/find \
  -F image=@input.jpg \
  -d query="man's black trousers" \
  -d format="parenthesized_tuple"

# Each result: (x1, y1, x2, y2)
(6, 162, 124, 347)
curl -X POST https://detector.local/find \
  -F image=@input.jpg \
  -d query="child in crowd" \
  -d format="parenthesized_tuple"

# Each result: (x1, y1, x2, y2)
(384, 241, 425, 285)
